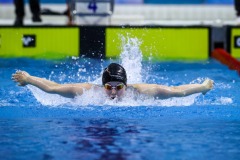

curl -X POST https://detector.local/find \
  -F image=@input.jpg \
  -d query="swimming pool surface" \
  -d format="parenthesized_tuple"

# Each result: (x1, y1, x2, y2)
(1, 40, 240, 159)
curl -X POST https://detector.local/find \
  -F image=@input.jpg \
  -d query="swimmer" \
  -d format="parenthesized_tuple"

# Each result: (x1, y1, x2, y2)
(12, 63, 214, 100)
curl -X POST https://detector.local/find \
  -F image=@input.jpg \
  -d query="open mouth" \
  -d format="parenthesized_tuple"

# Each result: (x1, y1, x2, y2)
(110, 96, 116, 99)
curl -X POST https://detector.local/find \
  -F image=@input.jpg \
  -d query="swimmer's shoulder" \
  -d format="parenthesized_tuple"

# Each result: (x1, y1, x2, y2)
(74, 83, 102, 89)
(127, 84, 135, 89)
(93, 84, 103, 88)
(127, 83, 160, 92)
(127, 84, 147, 88)
(127, 84, 144, 91)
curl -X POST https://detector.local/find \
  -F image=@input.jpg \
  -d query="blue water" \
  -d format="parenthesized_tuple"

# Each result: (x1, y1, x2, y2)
(0, 57, 240, 160)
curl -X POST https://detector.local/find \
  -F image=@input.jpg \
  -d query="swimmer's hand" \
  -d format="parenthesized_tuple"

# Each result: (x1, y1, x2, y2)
(202, 79, 214, 94)
(12, 71, 30, 86)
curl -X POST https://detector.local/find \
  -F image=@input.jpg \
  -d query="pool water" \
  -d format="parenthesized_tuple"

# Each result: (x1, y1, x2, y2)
(1, 38, 240, 159)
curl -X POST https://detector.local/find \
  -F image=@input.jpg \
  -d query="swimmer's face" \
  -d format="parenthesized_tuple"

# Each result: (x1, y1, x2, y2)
(104, 81, 126, 99)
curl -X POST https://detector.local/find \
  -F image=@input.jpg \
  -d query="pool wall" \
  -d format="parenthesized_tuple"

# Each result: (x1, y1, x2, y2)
(0, 26, 239, 60)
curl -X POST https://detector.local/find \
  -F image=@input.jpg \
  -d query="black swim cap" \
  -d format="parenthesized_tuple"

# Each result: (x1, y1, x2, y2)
(102, 63, 127, 85)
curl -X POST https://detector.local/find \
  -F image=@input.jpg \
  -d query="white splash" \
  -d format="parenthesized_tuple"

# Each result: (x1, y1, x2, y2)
(27, 85, 73, 106)
(198, 96, 233, 106)
(119, 36, 143, 84)
(216, 97, 233, 105)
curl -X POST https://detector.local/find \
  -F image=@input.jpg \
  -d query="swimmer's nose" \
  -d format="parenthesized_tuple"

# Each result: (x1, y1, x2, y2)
(111, 88, 117, 94)
(110, 89, 117, 99)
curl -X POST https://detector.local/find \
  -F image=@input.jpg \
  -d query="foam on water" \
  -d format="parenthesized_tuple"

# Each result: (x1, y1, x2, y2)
(27, 36, 224, 108)
(27, 86, 73, 107)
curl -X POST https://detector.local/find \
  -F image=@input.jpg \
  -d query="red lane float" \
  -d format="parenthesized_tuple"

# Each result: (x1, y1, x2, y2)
(211, 48, 240, 75)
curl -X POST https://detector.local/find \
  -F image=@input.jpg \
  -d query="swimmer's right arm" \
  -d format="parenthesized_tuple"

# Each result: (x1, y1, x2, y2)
(12, 71, 93, 98)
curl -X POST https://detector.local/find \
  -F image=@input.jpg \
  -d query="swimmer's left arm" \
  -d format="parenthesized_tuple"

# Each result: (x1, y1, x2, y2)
(131, 79, 214, 99)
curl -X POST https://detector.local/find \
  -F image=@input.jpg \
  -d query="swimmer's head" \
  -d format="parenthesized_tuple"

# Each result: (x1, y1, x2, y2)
(102, 63, 127, 86)
(102, 63, 127, 99)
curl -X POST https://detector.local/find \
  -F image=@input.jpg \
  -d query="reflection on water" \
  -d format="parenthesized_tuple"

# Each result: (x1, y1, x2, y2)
(0, 119, 143, 160)
(74, 119, 130, 160)
(0, 118, 240, 160)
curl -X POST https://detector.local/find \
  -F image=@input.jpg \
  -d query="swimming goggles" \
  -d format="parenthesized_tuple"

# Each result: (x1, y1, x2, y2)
(104, 83, 124, 91)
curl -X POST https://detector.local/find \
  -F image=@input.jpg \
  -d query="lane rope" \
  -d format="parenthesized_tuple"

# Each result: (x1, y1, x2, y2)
(211, 48, 240, 75)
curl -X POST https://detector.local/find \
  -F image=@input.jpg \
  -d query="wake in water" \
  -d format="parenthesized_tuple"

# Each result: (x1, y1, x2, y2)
(26, 35, 229, 107)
